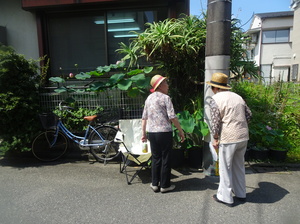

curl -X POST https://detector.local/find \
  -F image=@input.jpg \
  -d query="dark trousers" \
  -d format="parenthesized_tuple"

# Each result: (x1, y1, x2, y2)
(148, 132, 173, 188)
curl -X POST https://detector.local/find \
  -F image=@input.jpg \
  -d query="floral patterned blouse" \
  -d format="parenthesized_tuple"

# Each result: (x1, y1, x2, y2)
(142, 91, 177, 132)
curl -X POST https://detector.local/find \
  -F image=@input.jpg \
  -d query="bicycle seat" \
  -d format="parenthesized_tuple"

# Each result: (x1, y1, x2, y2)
(83, 115, 98, 121)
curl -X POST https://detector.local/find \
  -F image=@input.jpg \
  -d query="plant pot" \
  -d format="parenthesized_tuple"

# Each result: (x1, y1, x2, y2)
(187, 147, 203, 169)
(171, 148, 185, 168)
(269, 149, 287, 162)
(251, 148, 269, 161)
(244, 148, 251, 161)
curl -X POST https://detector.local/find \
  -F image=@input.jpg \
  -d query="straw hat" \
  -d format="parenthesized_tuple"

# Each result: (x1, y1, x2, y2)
(206, 73, 231, 89)
(150, 74, 166, 93)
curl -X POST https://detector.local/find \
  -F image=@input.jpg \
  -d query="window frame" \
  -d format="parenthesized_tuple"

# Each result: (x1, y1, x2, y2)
(262, 29, 290, 44)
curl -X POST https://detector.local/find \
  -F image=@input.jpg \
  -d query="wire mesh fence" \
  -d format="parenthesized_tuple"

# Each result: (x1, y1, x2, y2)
(39, 89, 145, 120)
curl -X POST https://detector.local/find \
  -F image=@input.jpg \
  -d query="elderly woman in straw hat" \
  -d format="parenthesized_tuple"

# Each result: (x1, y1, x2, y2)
(207, 72, 252, 207)
(141, 74, 185, 193)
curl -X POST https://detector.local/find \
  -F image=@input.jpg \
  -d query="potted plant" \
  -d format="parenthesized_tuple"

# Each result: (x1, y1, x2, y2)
(249, 123, 289, 161)
(173, 109, 209, 169)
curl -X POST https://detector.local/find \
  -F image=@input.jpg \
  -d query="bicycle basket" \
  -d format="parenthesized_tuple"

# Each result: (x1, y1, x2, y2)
(39, 113, 58, 130)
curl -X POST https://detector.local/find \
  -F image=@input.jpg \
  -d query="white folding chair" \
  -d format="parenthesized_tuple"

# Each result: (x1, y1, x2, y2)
(114, 119, 152, 185)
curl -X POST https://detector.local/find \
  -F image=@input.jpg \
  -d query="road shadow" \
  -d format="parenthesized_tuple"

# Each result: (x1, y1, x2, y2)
(173, 176, 219, 192)
(246, 181, 290, 204)
(0, 145, 116, 169)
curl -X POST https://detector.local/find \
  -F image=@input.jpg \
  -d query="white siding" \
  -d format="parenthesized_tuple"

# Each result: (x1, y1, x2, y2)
(260, 43, 292, 64)
(262, 17, 293, 29)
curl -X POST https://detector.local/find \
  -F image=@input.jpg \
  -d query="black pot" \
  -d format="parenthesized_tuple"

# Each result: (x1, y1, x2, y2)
(187, 147, 203, 169)
(251, 149, 269, 161)
(269, 149, 287, 162)
(171, 148, 185, 168)
(244, 148, 251, 161)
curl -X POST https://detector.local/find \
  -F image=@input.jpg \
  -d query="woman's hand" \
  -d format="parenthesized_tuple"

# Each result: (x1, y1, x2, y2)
(178, 130, 185, 142)
(141, 134, 147, 143)
(212, 139, 219, 149)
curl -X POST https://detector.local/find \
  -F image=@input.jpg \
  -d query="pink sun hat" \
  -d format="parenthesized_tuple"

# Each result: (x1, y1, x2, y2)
(150, 74, 166, 93)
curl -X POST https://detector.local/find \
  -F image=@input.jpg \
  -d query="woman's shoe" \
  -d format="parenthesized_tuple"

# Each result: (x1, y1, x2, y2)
(150, 183, 159, 192)
(213, 194, 233, 207)
(160, 185, 175, 193)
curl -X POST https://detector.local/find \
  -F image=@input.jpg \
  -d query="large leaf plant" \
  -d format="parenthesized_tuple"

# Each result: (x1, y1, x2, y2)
(49, 61, 153, 98)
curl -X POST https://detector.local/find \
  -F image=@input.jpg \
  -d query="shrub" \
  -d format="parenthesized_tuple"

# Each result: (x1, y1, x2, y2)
(0, 44, 41, 153)
(232, 81, 300, 162)
(53, 105, 104, 133)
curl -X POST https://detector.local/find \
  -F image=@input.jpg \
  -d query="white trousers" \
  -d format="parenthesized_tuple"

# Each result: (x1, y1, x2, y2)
(217, 141, 247, 204)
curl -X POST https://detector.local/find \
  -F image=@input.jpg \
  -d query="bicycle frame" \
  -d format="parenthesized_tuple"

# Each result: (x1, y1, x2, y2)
(50, 120, 107, 148)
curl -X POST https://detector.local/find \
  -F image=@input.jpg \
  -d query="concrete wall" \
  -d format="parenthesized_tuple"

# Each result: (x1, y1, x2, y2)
(0, 0, 39, 60)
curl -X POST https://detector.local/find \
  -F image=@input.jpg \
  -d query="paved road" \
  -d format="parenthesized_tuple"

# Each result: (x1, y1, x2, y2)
(0, 155, 299, 224)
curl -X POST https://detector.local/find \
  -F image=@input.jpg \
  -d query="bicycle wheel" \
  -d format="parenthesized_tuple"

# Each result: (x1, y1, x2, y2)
(89, 126, 120, 162)
(32, 131, 68, 162)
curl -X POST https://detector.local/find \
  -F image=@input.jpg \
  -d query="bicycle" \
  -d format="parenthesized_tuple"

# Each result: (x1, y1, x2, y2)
(32, 102, 120, 163)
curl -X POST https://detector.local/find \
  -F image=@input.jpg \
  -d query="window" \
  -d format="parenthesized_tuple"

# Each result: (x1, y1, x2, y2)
(262, 30, 289, 44)
(47, 9, 167, 76)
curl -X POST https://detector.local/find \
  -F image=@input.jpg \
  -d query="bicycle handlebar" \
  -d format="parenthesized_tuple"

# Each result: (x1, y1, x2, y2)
(59, 101, 74, 113)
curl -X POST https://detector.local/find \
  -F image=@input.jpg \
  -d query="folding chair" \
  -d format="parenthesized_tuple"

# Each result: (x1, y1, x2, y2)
(114, 119, 152, 185)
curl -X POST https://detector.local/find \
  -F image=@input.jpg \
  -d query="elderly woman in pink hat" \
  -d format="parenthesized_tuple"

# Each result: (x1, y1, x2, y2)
(141, 74, 185, 193)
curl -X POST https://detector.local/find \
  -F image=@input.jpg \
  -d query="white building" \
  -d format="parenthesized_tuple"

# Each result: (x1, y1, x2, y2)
(246, 11, 295, 83)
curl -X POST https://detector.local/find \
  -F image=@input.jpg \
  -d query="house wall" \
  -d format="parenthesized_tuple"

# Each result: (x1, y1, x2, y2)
(260, 43, 292, 64)
(247, 13, 295, 83)
(0, 0, 39, 60)
(261, 17, 293, 29)
(250, 16, 262, 29)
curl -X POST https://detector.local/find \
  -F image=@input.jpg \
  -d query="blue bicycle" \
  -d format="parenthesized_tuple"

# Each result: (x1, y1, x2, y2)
(32, 102, 120, 162)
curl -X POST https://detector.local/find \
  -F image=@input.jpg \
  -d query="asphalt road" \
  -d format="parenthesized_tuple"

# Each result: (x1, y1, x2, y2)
(0, 155, 300, 224)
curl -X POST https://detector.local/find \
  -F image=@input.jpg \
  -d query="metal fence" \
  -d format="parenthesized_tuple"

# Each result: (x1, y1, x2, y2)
(39, 89, 145, 120)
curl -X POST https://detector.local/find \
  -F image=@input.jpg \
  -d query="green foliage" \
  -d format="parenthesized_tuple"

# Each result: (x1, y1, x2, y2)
(0, 44, 41, 153)
(53, 106, 104, 133)
(49, 62, 153, 98)
(174, 107, 209, 149)
(116, 14, 259, 111)
(230, 19, 261, 81)
(249, 123, 285, 149)
(232, 81, 300, 162)
(117, 15, 207, 111)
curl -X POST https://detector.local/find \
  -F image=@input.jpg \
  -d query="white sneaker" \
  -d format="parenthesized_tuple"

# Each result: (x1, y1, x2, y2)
(150, 183, 159, 192)
(160, 185, 175, 193)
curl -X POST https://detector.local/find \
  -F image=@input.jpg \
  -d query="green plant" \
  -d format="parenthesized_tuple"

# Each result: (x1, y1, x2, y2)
(117, 14, 259, 111)
(0, 44, 41, 153)
(249, 123, 288, 150)
(53, 106, 104, 133)
(49, 61, 153, 98)
(232, 81, 299, 162)
(118, 15, 206, 111)
(174, 109, 209, 149)
(230, 18, 261, 81)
